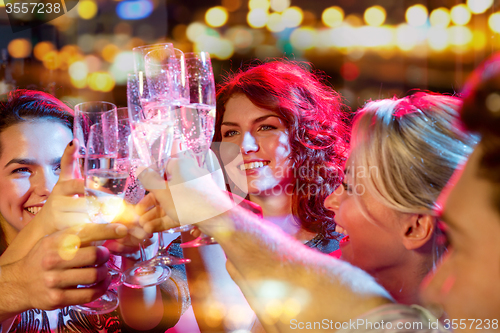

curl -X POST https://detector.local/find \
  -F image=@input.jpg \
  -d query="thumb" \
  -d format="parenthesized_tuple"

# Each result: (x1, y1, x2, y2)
(59, 139, 80, 181)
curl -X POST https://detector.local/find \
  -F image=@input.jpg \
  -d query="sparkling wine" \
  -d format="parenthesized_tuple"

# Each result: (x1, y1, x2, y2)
(177, 103, 215, 154)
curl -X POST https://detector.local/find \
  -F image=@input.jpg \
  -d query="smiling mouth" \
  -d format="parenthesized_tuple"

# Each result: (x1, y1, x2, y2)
(25, 206, 43, 215)
(238, 161, 270, 171)
(335, 225, 349, 242)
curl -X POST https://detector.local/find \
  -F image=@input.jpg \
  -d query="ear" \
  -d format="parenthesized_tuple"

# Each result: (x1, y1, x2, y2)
(401, 214, 436, 250)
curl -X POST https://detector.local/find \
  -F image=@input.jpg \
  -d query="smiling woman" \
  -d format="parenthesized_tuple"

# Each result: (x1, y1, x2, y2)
(0, 89, 73, 255)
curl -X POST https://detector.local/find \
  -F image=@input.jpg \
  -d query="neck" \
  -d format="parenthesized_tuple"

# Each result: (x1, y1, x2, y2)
(368, 252, 432, 306)
(249, 193, 316, 242)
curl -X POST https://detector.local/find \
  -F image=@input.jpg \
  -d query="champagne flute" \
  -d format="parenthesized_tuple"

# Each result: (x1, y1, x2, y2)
(72, 109, 123, 314)
(173, 52, 218, 248)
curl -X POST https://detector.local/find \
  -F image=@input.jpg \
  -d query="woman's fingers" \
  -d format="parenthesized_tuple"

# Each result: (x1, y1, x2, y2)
(58, 139, 80, 182)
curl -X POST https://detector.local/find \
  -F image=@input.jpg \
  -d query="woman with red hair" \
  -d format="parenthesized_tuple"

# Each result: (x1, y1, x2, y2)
(182, 60, 350, 331)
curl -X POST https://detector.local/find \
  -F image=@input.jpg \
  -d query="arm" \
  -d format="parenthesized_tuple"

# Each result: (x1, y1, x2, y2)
(140, 156, 393, 333)
(0, 223, 128, 324)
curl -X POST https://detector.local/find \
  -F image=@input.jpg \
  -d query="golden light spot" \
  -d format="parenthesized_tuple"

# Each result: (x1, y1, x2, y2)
(58, 234, 81, 261)
(364, 6, 386, 27)
(406, 4, 428, 27)
(451, 4, 471, 26)
(8, 39, 32, 59)
(205, 6, 228, 28)
(78, 0, 98, 20)
(430, 8, 451, 28)
(42, 51, 61, 70)
(102, 44, 120, 63)
(322, 6, 344, 28)
(34, 41, 55, 61)
(486, 92, 500, 113)
(247, 9, 269, 28)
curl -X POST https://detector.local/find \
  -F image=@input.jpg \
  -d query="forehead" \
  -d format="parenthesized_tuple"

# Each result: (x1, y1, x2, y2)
(440, 142, 500, 232)
(223, 94, 277, 122)
(0, 120, 72, 160)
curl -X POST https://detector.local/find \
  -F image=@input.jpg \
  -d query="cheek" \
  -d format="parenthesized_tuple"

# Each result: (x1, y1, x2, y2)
(0, 178, 30, 212)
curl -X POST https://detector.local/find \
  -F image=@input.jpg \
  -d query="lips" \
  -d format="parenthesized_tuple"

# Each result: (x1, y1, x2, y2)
(335, 224, 350, 243)
(238, 160, 270, 171)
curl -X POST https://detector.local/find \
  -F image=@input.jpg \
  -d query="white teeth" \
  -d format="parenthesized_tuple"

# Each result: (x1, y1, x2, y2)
(239, 161, 270, 171)
(26, 206, 42, 215)
(335, 225, 348, 236)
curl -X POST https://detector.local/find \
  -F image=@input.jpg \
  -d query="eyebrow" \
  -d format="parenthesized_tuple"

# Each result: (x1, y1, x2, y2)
(4, 157, 62, 169)
(221, 115, 282, 127)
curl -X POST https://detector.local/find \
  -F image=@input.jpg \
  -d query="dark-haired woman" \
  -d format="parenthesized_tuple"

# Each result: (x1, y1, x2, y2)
(0, 90, 188, 332)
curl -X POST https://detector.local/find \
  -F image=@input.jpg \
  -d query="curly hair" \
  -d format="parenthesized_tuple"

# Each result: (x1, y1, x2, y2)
(214, 60, 350, 238)
(0, 89, 74, 255)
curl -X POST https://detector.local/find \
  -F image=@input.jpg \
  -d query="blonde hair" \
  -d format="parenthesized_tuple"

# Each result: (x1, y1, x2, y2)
(349, 92, 477, 215)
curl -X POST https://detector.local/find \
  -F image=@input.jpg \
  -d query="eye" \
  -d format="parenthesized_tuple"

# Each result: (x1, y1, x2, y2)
(259, 125, 277, 131)
(54, 163, 62, 175)
(342, 181, 353, 194)
(223, 129, 239, 138)
(12, 167, 31, 175)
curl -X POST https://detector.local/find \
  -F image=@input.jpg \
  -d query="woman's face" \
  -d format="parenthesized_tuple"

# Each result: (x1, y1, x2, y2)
(220, 94, 293, 197)
(324, 160, 410, 274)
(0, 120, 72, 242)
(421, 142, 500, 323)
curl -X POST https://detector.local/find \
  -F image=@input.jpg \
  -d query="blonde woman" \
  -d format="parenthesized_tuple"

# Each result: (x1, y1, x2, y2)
(324, 92, 477, 306)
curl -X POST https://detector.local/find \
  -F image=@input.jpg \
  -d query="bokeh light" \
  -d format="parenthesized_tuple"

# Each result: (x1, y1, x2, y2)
(266, 12, 285, 32)
(88, 72, 115, 92)
(247, 9, 269, 28)
(249, 0, 270, 11)
(396, 24, 419, 51)
(488, 12, 500, 33)
(34, 41, 55, 61)
(448, 26, 473, 46)
(472, 30, 487, 51)
(406, 5, 428, 27)
(116, 0, 153, 20)
(364, 6, 386, 27)
(78, 0, 98, 20)
(270, 0, 290, 13)
(428, 27, 449, 51)
(322, 6, 344, 28)
(222, 0, 241, 12)
(102, 44, 119, 62)
(205, 6, 228, 28)
(8, 39, 32, 58)
(451, 4, 472, 26)
(282, 6, 303, 28)
(340, 62, 360, 81)
(69, 61, 89, 81)
(187, 22, 208, 42)
(290, 27, 317, 50)
(467, 0, 493, 14)
(429, 8, 451, 28)
(357, 26, 393, 47)
(42, 51, 61, 70)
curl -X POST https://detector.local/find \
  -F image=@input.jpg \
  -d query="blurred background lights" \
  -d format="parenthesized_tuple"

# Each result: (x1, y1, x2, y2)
(467, 0, 493, 14)
(116, 0, 153, 20)
(88, 72, 115, 92)
(281, 6, 303, 28)
(488, 12, 500, 33)
(322, 6, 344, 28)
(429, 8, 451, 28)
(406, 5, 428, 27)
(472, 30, 487, 50)
(396, 24, 419, 50)
(486, 92, 500, 113)
(42, 51, 61, 70)
(34, 41, 55, 61)
(357, 26, 393, 47)
(222, 0, 242, 12)
(247, 8, 269, 28)
(186, 22, 208, 42)
(249, 0, 270, 11)
(266, 12, 285, 32)
(451, 4, 472, 26)
(449, 26, 472, 47)
(78, 0, 98, 20)
(8, 39, 32, 58)
(364, 6, 386, 27)
(69, 61, 89, 81)
(205, 6, 228, 28)
(427, 27, 449, 51)
(270, 0, 290, 13)
(290, 27, 317, 50)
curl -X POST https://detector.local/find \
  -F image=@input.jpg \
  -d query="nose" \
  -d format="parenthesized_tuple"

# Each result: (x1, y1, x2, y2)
(241, 132, 259, 154)
(32, 171, 58, 197)
(324, 184, 343, 212)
